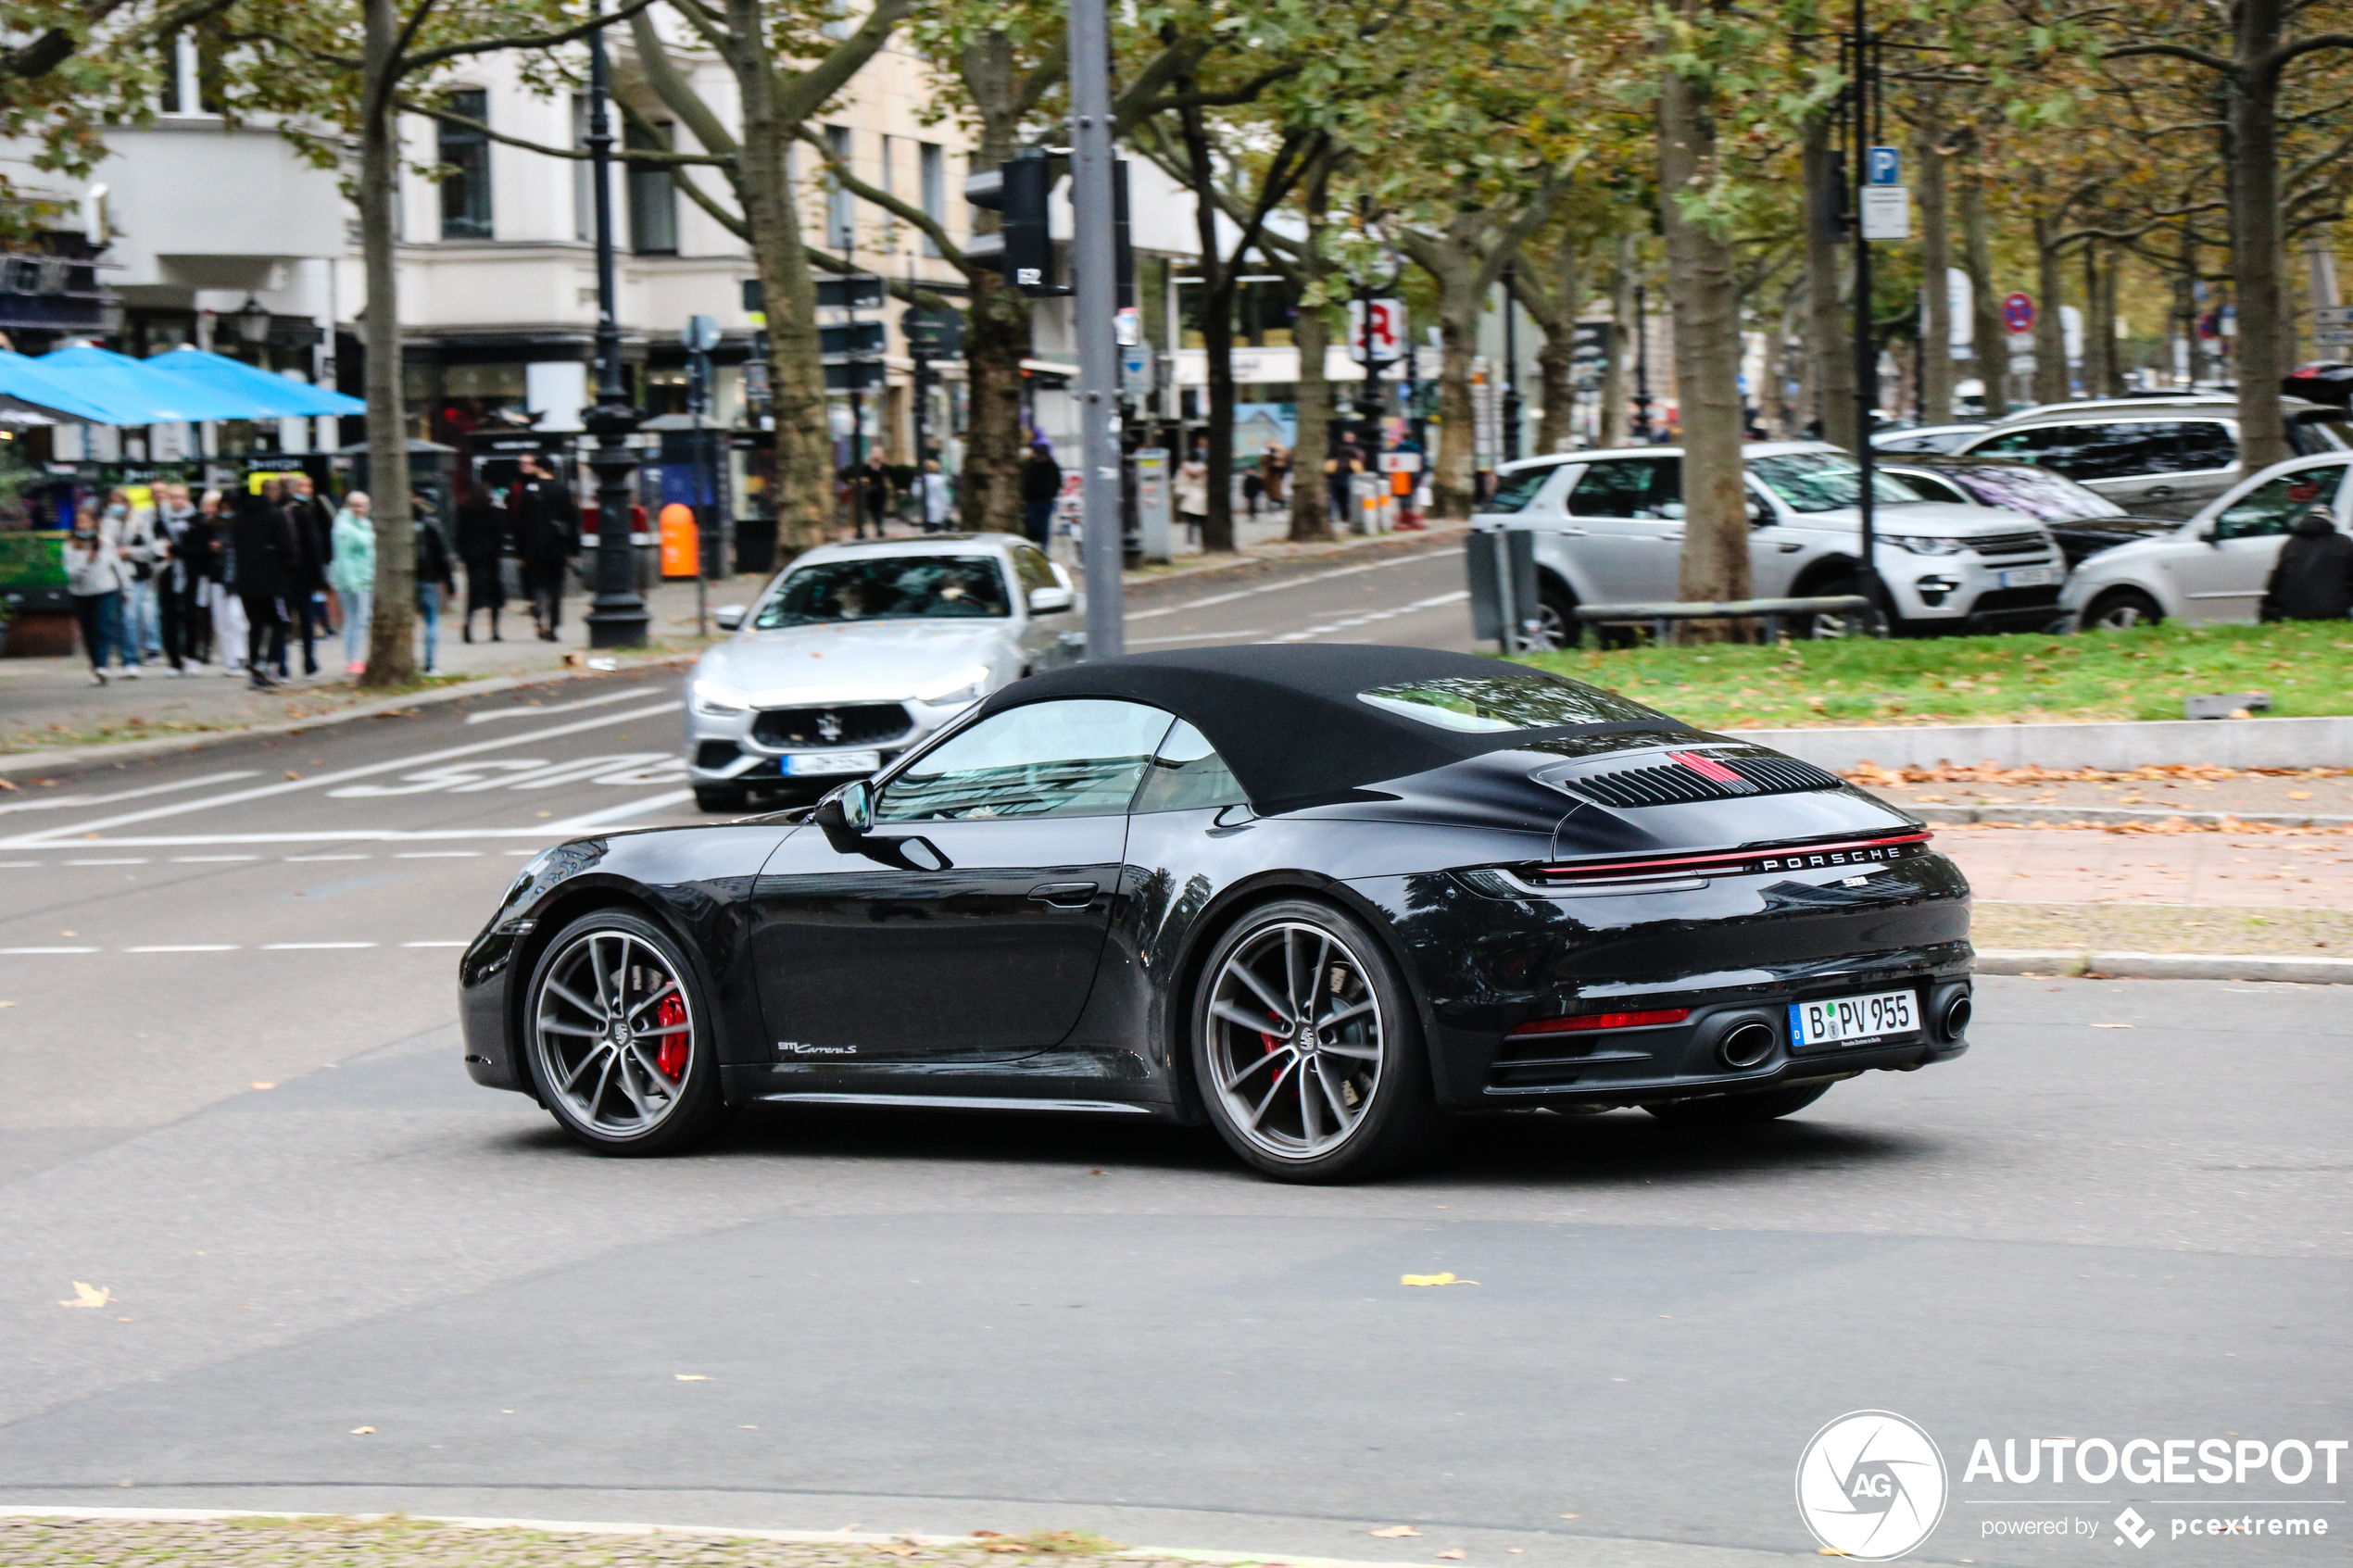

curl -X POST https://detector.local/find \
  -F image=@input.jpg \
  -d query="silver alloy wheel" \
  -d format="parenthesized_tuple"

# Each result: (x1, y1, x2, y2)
(532, 928, 696, 1136)
(1526, 599, 1570, 651)
(2090, 598, 2156, 630)
(1203, 921, 1385, 1161)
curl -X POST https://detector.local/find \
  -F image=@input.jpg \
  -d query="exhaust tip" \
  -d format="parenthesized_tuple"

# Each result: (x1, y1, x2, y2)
(1719, 1020, 1778, 1070)
(1941, 994, 1973, 1040)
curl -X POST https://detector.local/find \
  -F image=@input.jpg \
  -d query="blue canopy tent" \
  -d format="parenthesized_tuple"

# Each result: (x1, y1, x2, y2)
(30, 345, 255, 424)
(0, 349, 120, 423)
(140, 345, 365, 418)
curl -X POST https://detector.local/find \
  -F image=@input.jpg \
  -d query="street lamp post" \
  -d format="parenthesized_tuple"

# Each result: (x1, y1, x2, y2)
(582, 0, 649, 649)
(1631, 282, 1655, 442)
(1501, 266, 1522, 464)
(1069, 0, 1124, 658)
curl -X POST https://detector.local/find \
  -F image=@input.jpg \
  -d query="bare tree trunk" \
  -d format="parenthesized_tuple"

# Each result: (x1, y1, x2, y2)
(1289, 152, 1334, 541)
(1915, 102, 1954, 422)
(2032, 211, 2068, 404)
(1430, 266, 1479, 517)
(1601, 232, 1633, 446)
(1179, 95, 1237, 553)
(359, 0, 415, 687)
(1519, 243, 1581, 455)
(1658, 23, 1750, 630)
(2082, 244, 2113, 399)
(1802, 111, 1856, 448)
(957, 32, 1035, 534)
(1959, 168, 2005, 414)
(2231, 0, 2291, 470)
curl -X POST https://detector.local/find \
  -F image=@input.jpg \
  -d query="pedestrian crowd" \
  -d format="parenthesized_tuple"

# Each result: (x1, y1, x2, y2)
(62, 473, 459, 690)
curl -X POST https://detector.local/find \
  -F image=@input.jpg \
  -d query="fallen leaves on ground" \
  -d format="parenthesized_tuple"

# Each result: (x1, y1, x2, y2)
(1400, 1273, 1477, 1286)
(1369, 1525, 1423, 1537)
(348, 1426, 373, 1436)
(249, 1081, 275, 1090)
(58, 1282, 111, 1309)
(1435, 1551, 1466, 1560)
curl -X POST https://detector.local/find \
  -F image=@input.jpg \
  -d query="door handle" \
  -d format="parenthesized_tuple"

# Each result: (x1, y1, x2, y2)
(2145, 485, 2174, 498)
(1028, 882, 1100, 907)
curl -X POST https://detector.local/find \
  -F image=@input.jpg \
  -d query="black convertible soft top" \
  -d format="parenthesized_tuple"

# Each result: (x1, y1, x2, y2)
(972, 645, 1680, 810)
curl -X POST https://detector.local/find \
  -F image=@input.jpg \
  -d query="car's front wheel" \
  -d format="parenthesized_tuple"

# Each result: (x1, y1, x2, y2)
(1793, 575, 1892, 640)
(522, 909, 731, 1156)
(1644, 1080, 1832, 1126)
(1191, 898, 1447, 1183)
(2083, 587, 2164, 631)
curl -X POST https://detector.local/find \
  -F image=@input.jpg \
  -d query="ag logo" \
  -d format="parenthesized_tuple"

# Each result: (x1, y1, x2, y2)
(1794, 1410, 1948, 1561)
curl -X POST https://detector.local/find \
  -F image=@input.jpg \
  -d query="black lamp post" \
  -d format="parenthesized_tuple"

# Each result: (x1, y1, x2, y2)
(1501, 265, 1522, 463)
(582, 0, 649, 648)
(1631, 282, 1655, 442)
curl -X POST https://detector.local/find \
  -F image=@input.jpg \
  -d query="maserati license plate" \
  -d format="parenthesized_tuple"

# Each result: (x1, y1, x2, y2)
(1999, 564, 2061, 589)
(784, 750, 881, 777)
(1789, 988, 1919, 1048)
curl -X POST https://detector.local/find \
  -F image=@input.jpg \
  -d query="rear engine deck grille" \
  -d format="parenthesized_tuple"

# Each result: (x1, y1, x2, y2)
(1556, 754, 1846, 809)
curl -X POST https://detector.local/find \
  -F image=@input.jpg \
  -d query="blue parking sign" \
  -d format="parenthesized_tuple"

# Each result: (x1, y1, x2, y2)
(1866, 146, 1902, 186)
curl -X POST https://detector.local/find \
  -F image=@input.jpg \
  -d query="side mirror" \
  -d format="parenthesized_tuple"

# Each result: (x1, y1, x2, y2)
(2197, 530, 2220, 546)
(1027, 584, 1075, 615)
(812, 778, 874, 850)
(712, 604, 748, 631)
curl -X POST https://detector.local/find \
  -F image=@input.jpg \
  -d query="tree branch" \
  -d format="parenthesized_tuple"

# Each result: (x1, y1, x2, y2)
(628, 4, 738, 158)
(2102, 41, 2234, 77)
(398, 0, 665, 76)
(772, 0, 916, 127)
(794, 124, 965, 268)
(398, 93, 731, 164)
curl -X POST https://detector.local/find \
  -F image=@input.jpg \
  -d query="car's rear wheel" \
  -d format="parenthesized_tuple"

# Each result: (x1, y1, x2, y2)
(1191, 898, 1446, 1183)
(523, 909, 730, 1155)
(1644, 1080, 1833, 1126)
(2083, 588, 2164, 631)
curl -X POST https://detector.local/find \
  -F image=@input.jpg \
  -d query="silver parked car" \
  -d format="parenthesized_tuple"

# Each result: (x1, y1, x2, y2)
(1476, 442, 2066, 643)
(684, 534, 1081, 811)
(2058, 452, 2353, 629)
(1949, 395, 2348, 520)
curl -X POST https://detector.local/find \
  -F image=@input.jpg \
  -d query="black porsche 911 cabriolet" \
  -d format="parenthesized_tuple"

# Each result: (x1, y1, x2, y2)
(459, 646, 1972, 1182)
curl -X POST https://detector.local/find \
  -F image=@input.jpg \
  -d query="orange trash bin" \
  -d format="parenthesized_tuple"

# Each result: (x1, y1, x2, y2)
(659, 502, 699, 579)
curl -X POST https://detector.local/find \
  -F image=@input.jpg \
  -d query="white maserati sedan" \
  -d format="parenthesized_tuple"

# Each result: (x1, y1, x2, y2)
(684, 534, 1081, 811)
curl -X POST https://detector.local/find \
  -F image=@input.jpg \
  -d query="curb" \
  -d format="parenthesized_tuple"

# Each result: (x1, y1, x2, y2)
(1121, 521, 1469, 596)
(1914, 804, 2353, 830)
(1730, 714, 2353, 771)
(0, 1509, 1431, 1568)
(0, 655, 693, 779)
(1976, 947, 2353, 983)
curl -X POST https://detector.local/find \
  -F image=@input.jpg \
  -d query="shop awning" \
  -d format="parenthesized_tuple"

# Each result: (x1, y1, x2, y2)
(141, 345, 365, 417)
(0, 350, 120, 423)
(28, 345, 256, 424)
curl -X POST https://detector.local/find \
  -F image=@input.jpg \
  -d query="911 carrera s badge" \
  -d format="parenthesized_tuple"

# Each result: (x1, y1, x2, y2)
(777, 1041, 857, 1055)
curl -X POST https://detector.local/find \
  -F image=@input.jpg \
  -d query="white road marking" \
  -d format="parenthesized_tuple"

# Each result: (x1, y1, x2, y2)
(286, 854, 371, 862)
(1267, 589, 1472, 643)
(0, 698, 685, 849)
(261, 942, 377, 950)
(547, 789, 698, 830)
(395, 851, 483, 859)
(65, 858, 148, 866)
(1126, 628, 1268, 647)
(127, 944, 239, 953)
(0, 942, 459, 955)
(0, 770, 261, 818)
(170, 855, 260, 863)
(1, 946, 101, 954)
(1123, 547, 1457, 622)
(465, 689, 651, 723)
(0, 861, 40, 868)
(401, 940, 469, 947)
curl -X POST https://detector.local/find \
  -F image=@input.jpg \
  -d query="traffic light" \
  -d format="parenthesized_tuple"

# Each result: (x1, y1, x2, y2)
(963, 147, 1068, 297)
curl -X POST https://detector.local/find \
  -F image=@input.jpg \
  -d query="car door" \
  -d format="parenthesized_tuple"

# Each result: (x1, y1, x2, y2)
(2169, 463, 2351, 623)
(1969, 421, 2188, 514)
(1741, 482, 1810, 596)
(1562, 457, 1685, 600)
(2140, 419, 2241, 515)
(749, 697, 1176, 1061)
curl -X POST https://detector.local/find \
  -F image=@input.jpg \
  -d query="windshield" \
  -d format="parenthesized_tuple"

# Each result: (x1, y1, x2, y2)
(1933, 464, 2124, 521)
(756, 556, 1011, 629)
(1748, 453, 1920, 513)
(1359, 672, 1656, 733)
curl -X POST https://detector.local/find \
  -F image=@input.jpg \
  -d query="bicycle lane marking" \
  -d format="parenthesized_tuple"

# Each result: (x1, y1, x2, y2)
(0, 700, 684, 850)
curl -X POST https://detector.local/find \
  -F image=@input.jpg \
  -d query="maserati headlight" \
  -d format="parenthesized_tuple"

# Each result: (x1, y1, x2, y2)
(692, 677, 749, 716)
(1886, 535, 1969, 556)
(915, 664, 992, 706)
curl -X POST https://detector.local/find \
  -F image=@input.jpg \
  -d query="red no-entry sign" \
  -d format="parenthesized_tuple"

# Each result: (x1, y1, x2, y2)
(2002, 292, 2036, 334)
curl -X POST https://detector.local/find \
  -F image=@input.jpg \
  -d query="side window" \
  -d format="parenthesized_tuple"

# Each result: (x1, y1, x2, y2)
(1569, 458, 1683, 519)
(1483, 464, 1564, 515)
(2014, 423, 2134, 481)
(876, 699, 1174, 822)
(1973, 428, 2056, 460)
(1130, 720, 1249, 814)
(2171, 420, 2238, 472)
(1009, 544, 1059, 596)
(2212, 467, 2344, 541)
(1891, 472, 1966, 505)
(2287, 420, 2345, 458)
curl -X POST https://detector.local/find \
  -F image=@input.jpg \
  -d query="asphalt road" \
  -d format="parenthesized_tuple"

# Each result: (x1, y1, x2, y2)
(4, 547, 2348, 1567)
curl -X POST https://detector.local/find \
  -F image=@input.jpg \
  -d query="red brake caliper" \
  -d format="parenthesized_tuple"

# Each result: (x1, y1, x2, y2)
(654, 994, 689, 1080)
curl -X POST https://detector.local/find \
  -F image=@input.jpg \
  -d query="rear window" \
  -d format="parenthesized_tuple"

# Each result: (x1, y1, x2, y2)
(1359, 672, 1656, 733)
(1482, 464, 1562, 514)
(2289, 420, 2348, 457)
(1570, 458, 1682, 519)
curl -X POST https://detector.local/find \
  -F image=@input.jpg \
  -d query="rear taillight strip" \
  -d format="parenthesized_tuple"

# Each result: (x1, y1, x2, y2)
(1534, 832, 1933, 884)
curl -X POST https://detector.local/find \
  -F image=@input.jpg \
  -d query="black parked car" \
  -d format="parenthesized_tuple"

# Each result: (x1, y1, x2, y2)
(460, 647, 1974, 1183)
(1881, 454, 2184, 567)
